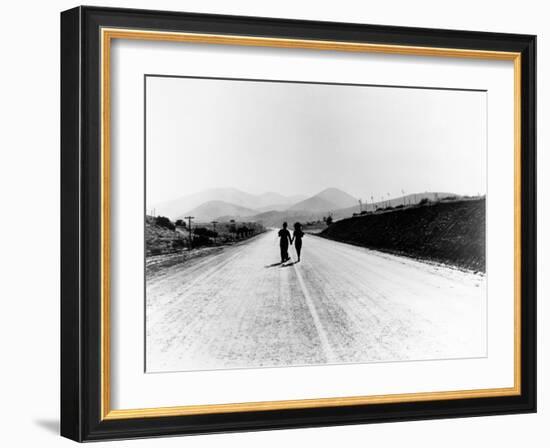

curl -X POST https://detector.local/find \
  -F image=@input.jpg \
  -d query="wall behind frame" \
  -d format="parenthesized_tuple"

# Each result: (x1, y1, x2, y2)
(0, 0, 545, 447)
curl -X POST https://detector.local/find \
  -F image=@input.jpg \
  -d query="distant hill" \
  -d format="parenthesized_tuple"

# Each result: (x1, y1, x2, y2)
(180, 200, 257, 222)
(289, 188, 357, 212)
(256, 192, 306, 208)
(242, 192, 464, 228)
(288, 196, 336, 213)
(216, 187, 357, 226)
(153, 188, 306, 219)
(337, 192, 461, 216)
(256, 203, 300, 212)
(225, 209, 331, 228)
(155, 187, 464, 227)
(153, 188, 253, 219)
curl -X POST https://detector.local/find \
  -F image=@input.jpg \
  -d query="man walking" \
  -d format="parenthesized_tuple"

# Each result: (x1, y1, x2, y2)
(278, 222, 292, 263)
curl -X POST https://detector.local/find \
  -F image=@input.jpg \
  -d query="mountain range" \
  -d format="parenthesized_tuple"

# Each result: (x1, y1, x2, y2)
(153, 188, 461, 226)
(181, 200, 258, 222)
(153, 188, 307, 220)
(173, 187, 357, 222)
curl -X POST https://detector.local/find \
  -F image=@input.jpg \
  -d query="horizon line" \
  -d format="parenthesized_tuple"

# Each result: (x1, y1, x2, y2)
(150, 187, 485, 208)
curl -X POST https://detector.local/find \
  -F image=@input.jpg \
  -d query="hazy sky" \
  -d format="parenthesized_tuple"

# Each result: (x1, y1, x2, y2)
(146, 76, 486, 206)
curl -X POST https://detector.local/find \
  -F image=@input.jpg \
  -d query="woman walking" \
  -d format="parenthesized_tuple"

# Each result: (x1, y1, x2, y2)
(292, 222, 305, 262)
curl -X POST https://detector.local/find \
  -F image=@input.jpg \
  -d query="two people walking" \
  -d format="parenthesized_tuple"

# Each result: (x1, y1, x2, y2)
(278, 222, 305, 263)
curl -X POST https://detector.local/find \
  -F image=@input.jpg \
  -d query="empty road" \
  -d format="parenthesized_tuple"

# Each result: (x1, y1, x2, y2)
(146, 229, 486, 372)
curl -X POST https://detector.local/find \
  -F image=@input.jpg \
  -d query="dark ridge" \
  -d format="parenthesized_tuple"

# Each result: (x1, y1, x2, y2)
(321, 198, 485, 272)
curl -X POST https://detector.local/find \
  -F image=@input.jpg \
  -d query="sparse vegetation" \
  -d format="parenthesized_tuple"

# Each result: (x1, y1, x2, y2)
(194, 227, 218, 238)
(171, 239, 186, 249)
(192, 234, 213, 247)
(146, 216, 265, 257)
(155, 215, 175, 230)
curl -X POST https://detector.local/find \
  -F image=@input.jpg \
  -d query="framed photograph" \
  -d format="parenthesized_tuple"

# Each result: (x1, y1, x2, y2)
(60, 6, 536, 442)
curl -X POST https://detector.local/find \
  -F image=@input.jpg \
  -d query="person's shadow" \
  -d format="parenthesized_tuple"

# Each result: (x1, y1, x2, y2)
(264, 262, 283, 268)
(282, 261, 297, 267)
(265, 259, 298, 268)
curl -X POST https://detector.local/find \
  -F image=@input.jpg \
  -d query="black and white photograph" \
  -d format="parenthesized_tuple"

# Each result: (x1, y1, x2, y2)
(145, 75, 487, 373)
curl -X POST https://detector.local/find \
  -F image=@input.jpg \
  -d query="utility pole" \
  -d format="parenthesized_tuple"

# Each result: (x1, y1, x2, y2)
(211, 220, 218, 244)
(371, 195, 374, 212)
(184, 216, 194, 249)
(358, 199, 362, 214)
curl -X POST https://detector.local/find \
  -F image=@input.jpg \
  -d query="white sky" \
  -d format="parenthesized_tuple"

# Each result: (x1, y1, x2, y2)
(146, 76, 486, 205)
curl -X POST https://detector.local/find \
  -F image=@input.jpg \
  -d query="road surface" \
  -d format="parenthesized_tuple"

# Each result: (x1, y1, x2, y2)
(146, 229, 486, 372)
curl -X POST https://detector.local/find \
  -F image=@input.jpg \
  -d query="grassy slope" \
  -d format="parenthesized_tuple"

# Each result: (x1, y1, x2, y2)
(321, 198, 485, 272)
(146, 216, 266, 257)
(145, 216, 186, 256)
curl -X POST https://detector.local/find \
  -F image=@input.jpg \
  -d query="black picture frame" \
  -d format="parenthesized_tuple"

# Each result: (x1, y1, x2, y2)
(61, 5, 536, 442)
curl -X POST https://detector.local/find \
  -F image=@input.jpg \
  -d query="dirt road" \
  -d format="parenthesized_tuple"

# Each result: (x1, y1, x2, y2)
(146, 229, 486, 372)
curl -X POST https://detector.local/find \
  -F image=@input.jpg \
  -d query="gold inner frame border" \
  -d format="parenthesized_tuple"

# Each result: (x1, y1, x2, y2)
(99, 27, 522, 421)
